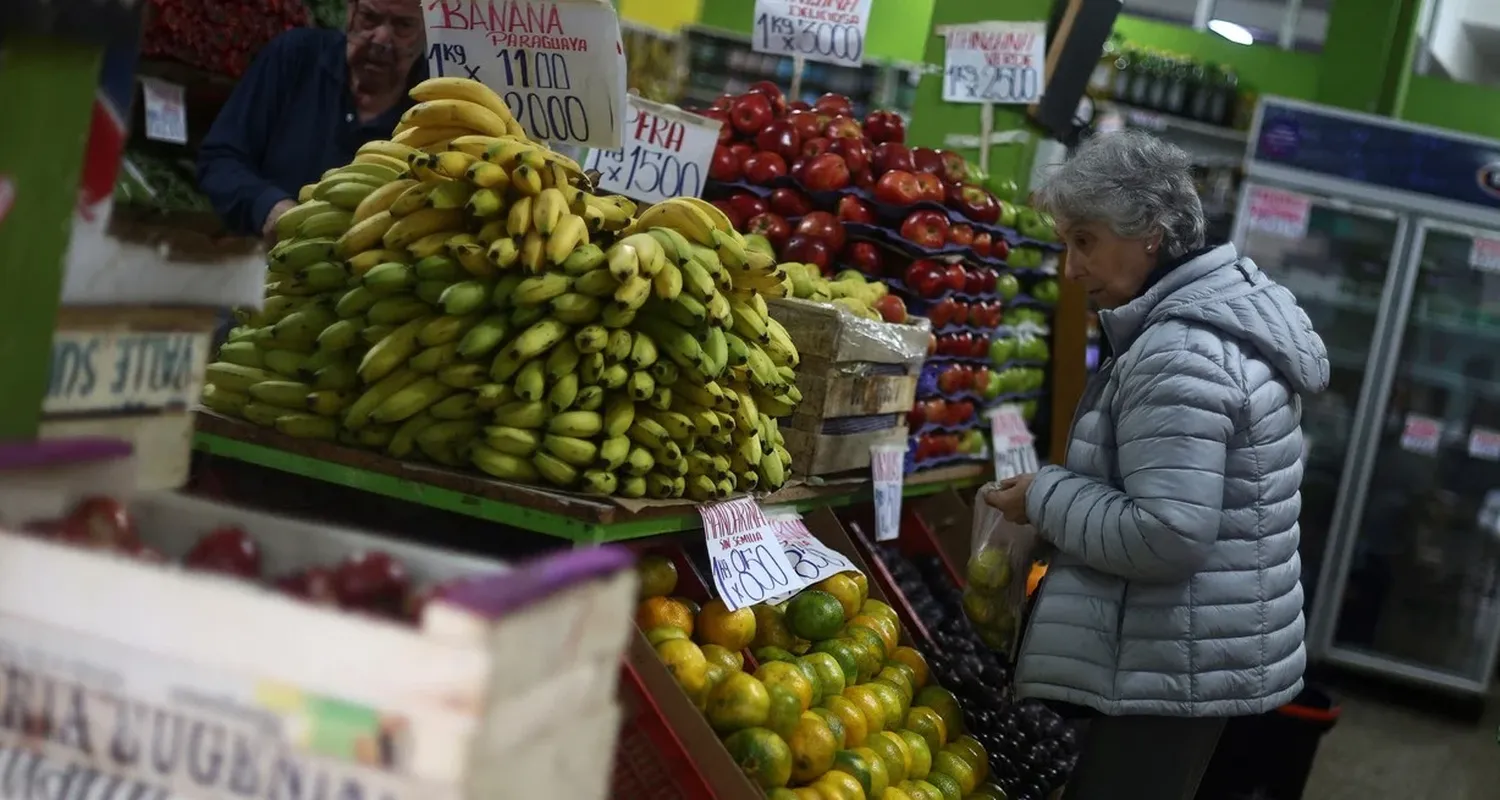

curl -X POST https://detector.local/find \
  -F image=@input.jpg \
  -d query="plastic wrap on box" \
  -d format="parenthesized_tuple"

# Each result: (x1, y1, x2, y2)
(768, 297, 931, 366)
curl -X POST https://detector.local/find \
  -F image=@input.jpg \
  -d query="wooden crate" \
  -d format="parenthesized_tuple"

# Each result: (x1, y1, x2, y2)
(768, 298, 928, 477)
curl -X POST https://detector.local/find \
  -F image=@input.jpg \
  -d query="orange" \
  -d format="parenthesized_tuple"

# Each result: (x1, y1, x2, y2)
(811, 706, 848, 749)
(930, 749, 977, 794)
(788, 590, 847, 640)
(756, 646, 799, 664)
(672, 595, 702, 616)
(788, 711, 840, 783)
(793, 656, 825, 706)
(814, 573, 864, 620)
(637, 596, 694, 636)
(961, 589, 1001, 627)
(881, 788, 914, 800)
(844, 625, 889, 664)
(832, 749, 878, 797)
(767, 684, 804, 740)
(850, 572, 870, 604)
(723, 726, 793, 790)
(696, 662, 730, 710)
(866, 730, 912, 783)
(818, 769, 868, 800)
(971, 781, 1010, 800)
(896, 730, 932, 780)
(966, 548, 1012, 591)
(851, 746, 891, 795)
(636, 553, 677, 598)
(644, 626, 689, 647)
(842, 685, 888, 733)
(922, 770, 963, 800)
(947, 736, 989, 781)
(793, 788, 828, 800)
(847, 613, 899, 656)
(801, 653, 848, 699)
(701, 643, 745, 672)
(860, 598, 899, 629)
(768, 790, 799, 800)
(654, 638, 708, 696)
(888, 647, 929, 688)
(706, 671, 771, 733)
(823, 695, 869, 748)
(753, 602, 800, 650)
(903, 707, 948, 755)
(758, 660, 817, 711)
(811, 639, 862, 684)
(697, 598, 757, 651)
(1027, 562, 1048, 596)
(865, 682, 908, 728)
(875, 667, 914, 705)
(912, 686, 964, 739)
(897, 781, 939, 800)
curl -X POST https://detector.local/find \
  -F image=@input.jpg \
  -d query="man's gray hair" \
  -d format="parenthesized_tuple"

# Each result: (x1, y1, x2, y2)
(1034, 129, 1206, 260)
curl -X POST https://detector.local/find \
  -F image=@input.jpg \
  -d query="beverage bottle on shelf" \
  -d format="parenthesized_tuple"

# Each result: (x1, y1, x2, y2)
(1163, 57, 1190, 116)
(1182, 59, 1207, 119)
(1110, 46, 1135, 102)
(1191, 64, 1222, 123)
(1218, 69, 1241, 127)
(1127, 51, 1155, 107)
(1089, 34, 1121, 98)
(1145, 54, 1171, 111)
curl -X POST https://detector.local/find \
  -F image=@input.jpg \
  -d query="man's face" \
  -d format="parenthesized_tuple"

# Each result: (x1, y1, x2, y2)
(346, 0, 425, 90)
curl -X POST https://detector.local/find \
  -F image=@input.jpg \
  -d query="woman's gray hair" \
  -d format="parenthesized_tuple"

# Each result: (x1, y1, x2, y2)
(1034, 129, 1206, 259)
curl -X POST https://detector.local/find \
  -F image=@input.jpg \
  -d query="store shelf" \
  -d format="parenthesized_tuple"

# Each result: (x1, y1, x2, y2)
(1097, 100, 1248, 168)
(193, 412, 989, 543)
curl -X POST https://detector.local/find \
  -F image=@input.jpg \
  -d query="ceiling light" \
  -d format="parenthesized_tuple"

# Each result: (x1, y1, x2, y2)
(1208, 19, 1254, 45)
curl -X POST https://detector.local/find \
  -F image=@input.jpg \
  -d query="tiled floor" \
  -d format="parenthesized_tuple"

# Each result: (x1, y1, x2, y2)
(1302, 684, 1500, 799)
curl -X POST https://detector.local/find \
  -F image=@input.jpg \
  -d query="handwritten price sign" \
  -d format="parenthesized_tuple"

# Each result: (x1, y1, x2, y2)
(422, 0, 628, 149)
(700, 497, 804, 611)
(1470, 237, 1500, 273)
(1246, 186, 1312, 241)
(583, 95, 719, 204)
(871, 444, 905, 542)
(140, 77, 187, 145)
(942, 22, 1047, 105)
(990, 404, 1039, 480)
(768, 513, 859, 590)
(752, 0, 871, 68)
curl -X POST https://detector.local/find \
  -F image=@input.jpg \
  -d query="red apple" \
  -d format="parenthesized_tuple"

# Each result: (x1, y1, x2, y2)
(787, 110, 823, 142)
(710, 201, 744, 230)
(976, 266, 998, 294)
(730, 93, 774, 136)
(332, 551, 410, 612)
(937, 365, 968, 394)
(789, 100, 812, 112)
(853, 169, 876, 191)
(963, 266, 986, 295)
(845, 241, 882, 274)
(873, 170, 923, 205)
(929, 297, 958, 327)
(701, 109, 733, 142)
(746, 212, 792, 250)
(948, 223, 975, 248)
(742, 151, 787, 185)
(789, 158, 808, 185)
(938, 150, 969, 185)
(814, 93, 854, 118)
(991, 237, 1011, 261)
(726, 192, 768, 222)
(972, 231, 994, 258)
(824, 115, 862, 140)
(60, 496, 138, 551)
(184, 526, 262, 578)
(755, 119, 802, 162)
(710, 94, 736, 112)
(709, 145, 741, 182)
(730, 142, 755, 161)
(783, 234, 834, 272)
(908, 404, 928, 429)
(795, 211, 847, 252)
(837, 195, 876, 224)
(802, 153, 852, 191)
(942, 263, 967, 293)
(949, 399, 976, 425)
(913, 172, 945, 204)
(949, 299, 970, 326)
(277, 567, 339, 605)
(747, 80, 787, 117)
(873, 294, 907, 324)
(801, 136, 832, 159)
(863, 110, 906, 144)
(829, 137, 870, 173)
(968, 334, 991, 358)
(871, 142, 915, 174)
(904, 260, 946, 298)
(948, 183, 1001, 225)
(900, 210, 951, 249)
(769, 187, 815, 217)
(912, 147, 945, 176)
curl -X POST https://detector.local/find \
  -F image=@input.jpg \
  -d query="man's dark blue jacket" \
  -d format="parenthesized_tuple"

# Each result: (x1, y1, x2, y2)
(197, 28, 423, 236)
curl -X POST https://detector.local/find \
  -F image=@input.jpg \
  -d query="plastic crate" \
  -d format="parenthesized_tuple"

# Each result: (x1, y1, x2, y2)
(611, 660, 714, 800)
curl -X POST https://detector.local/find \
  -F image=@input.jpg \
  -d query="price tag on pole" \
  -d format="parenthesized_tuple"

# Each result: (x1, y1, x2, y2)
(140, 77, 188, 145)
(767, 512, 860, 588)
(942, 22, 1047, 105)
(871, 443, 905, 542)
(700, 497, 806, 611)
(583, 95, 720, 203)
(1470, 237, 1500, 273)
(990, 404, 1039, 480)
(1246, 186, 1311, 240)
(751, 0, 872, 68)
(421, 0, 628, 149)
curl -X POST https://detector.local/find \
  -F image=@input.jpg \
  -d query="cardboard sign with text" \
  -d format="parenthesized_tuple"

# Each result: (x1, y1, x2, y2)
(750, 0, 872, 68)
(1246, 186, 1312, 240)
(584, 95, 719, 203)
(942, 22, 1047, 104)
(699, 497, 804, 611)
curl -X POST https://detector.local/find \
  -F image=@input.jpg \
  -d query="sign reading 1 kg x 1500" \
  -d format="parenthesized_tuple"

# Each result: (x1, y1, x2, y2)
(751, 0, 873, 68)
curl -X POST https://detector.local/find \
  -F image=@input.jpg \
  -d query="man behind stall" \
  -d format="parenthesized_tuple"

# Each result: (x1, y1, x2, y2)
(198, 0, 427, 244)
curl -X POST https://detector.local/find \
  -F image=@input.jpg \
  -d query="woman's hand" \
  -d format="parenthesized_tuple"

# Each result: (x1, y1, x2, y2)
(984, 473, 1035, 523)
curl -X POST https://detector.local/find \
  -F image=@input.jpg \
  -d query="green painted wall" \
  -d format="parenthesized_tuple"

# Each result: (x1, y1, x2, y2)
(1112, 15, 1320, 100)
(1399, 75, 1500, 137)
(697, 0, 936, 63)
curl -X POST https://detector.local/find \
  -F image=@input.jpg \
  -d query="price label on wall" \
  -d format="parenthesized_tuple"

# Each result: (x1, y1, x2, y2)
(751, 0, 872, 68)
(422, 0, 628, 149)
(1400, 413, 1442, 456)
(140, 77, 188, 144)
(990, 404, 1039, 480)
(767, 512, 859, 589)
(583, 95, 720, 204)
(1246, 186, 1311, 240)
(1469, 427, 1500, 461)
(700, 497, 805, 611)
(942, 22, 1047, 105)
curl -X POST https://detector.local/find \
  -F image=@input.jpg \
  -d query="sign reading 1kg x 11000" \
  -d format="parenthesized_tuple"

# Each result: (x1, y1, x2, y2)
(751, 0, 873, 68)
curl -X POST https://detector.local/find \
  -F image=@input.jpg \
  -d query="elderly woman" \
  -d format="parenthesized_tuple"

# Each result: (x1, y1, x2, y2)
(986, 130, 1330, 799)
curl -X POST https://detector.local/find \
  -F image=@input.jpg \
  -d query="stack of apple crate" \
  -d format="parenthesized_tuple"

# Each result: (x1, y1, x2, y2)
(768, 297, 931, 477)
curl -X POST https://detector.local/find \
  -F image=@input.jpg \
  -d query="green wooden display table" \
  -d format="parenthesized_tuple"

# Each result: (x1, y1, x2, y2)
(193, 412, 988, 544)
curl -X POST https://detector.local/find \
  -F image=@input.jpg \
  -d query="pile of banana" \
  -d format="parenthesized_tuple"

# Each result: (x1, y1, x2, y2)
(201, 77, 803, 499)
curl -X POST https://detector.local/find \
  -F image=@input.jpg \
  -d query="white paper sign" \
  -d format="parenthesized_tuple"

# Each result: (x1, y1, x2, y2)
(942, 22, 1047, 105)
(583, 95, 720, 204)
(1469, 427, 1500, 461)
(751, 0, 872, 68)
(767, 512, 859, 587)
(1400, 413, 1441, 456)
(1246, 186, 1311, 240)
(990, 404, 1039, 480)
(871, 444, 905, 542)
(699, 497, 805, 611)
(422, 0, 628, 149)
(1470, 237, 1500, 273)
(140, 77, 188, 144)
(45, 330, 207, 416)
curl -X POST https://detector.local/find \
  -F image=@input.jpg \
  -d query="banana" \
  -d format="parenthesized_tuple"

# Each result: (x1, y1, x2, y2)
(702, 327, 729, 377)
(618, 475, 647, 498)
(561, 243, 606, 275)
(467, 161, 512, 190)
(652, 260, 683, 301)
(493, 400, 549, 429)
(475, 383, 514, 410)
(384, 208, 467, 250)
(412, 253, 463, 283)
(627, 371, 656, 402)
(544, 214, 589, 265)
(623, 447, 655, 477)
(606, 241, 639, 282)
(272, 238, 339, 271)
(532, 451, 579, 488)
(296, 210, 354, 239)
(503, 317, 571, 368)
(367, 295, 432, 325)
(409, 342, 460, 373)
(200, 384, 250, 417)
(471, 443, 541, 482)
(416, 419, 480, 462)
(646, 226, 692, 263)
(665, 293, 706, 328)
(548, 410, 603, 438)
(347, 248, 409, 278)
(532, 187, 566, 235)
(547, 372, 580, 412)
(574, 324, 608, 354)
(613, 275, 652, 311)
(457, 314, 510, 360)
(424, 178, 474, 211)
(578, 351, 606, 387)
(401, 99, 512, 137)
(635, 315, 704, 374)
(575, 384, 605, 412)
(723, 331, 752, 367)
(544, 340, 581, 379)
(466, 187, 506, 219)
(295, 261, 347, 292)
(418, 313, 481, 347)
(357, 139, 421, 163)
(431, 151, 480, 181)
(519, 230, 546, 273)
(651, 360, 680, 386)
(344, 368, 420, 430)
(511, 164, 543, 196)
(438, 363, 488, 389)
(362, 261, 415, 295)
(317, 318, 365, 352)
(510, 304, 548, 329)
(506, 195, 533, 237)
(646, 473, 679, 499)
(680, 257, 717, 301)
(453, 244, 496, 279)
(218, 341, 264, 368)
(241, 401, 288, 428)
(604, 329, 634, 365)
(628, 417, 672, 453)
(275, 413, 339, 440)
(597, 436, 631, 471)
(416, 279, 452, 305)
(409, 77, 516, 123)
(550, 293, 602, 325)
(542, 435, 598, 468)
(387, 412, 440, 458)
(649, 385, 673, 412)
(579, 470, 618, 496)
(437, 281, 489, 316)
(484, 425, 541, 456)
(487, 237, 521, 270)
(352, 179, 419, 224)
(405, 231, 455, 260)
(392, 124, 470, 149)
(359, 315, 431, 383)
(372, 376, 453, 423)
(513, 273, 572, 306)
(247, 380, 311, 409)
(274, 201, 336, 240)
(573, 268, 619, 298)
(389, 182, 439, 217)
(515, 359, 548, 402)
(729, 297, 771, 344)
(304, 389, 351, 416)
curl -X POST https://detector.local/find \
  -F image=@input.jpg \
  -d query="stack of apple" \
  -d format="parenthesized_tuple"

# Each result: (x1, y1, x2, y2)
(22, 495, 459, 623)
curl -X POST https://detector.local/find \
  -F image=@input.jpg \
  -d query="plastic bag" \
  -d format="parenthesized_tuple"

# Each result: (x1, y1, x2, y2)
(963, 480, 1040, 654)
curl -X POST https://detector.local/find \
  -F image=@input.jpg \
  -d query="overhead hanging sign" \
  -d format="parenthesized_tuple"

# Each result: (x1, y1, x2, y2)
(583, 95, 719, 204)
(942, 21, 1047, 105)
(422, 0, 628, 149)
(751, 0, 872, 68)
(1246, 185, 1311, 240)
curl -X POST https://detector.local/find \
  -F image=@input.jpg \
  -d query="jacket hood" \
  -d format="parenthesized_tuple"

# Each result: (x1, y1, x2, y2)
(1101, 243, 1330, 394)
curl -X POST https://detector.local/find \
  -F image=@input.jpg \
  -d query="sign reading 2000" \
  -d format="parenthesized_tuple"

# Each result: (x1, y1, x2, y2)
(422, 0, 627, 149)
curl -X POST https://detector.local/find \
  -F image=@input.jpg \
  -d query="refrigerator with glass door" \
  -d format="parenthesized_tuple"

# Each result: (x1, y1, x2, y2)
(1234, 97, 1500, 696)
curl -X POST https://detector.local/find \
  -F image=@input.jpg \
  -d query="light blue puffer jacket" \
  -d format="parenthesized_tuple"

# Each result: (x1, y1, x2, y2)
(1017, 244, 1330, 717)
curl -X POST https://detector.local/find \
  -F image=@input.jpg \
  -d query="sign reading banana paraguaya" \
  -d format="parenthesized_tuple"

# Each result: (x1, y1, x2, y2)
(423, 0, 628, 149)
(583, 95, 720, 204)
(45, 330, 207, 416)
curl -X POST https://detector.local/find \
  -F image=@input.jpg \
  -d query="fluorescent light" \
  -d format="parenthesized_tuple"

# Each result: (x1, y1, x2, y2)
(1208, 19, 1254, 45)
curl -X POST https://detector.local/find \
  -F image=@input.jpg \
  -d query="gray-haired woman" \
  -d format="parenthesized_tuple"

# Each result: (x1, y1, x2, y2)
(985, 129, 1330, 799)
